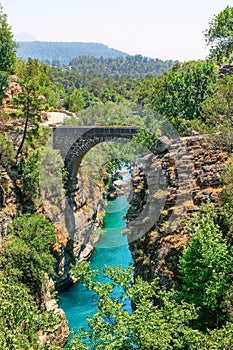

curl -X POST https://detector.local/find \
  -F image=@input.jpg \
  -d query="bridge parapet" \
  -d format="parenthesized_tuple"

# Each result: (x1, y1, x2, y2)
(52, 126, 139, 159)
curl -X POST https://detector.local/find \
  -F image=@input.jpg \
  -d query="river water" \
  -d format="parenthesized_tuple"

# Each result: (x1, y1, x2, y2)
(58, 194, 133, 334)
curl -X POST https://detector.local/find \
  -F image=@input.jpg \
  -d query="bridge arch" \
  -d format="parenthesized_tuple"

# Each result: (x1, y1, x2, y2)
(52, 126, 139, 197)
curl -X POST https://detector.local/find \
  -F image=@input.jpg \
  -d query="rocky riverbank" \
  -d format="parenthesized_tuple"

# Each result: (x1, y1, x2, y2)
(108, 169, 129, 199)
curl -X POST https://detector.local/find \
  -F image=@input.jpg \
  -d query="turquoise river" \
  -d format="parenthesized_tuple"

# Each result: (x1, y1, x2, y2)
(58, 194, 133, 334)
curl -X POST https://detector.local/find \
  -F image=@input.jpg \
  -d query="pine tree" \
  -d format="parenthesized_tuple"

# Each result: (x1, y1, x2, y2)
(0, 4, 17, 73)
(0, 4, 17, 103)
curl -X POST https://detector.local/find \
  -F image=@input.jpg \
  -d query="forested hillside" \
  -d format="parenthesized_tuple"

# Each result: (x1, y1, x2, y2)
(16, 41, 127, 63)
(17, 41, 176, 77)
(69, 55, 176, 78)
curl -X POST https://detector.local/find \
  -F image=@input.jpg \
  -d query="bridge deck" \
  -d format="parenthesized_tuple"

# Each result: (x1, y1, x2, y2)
(53, 125, 139, 136)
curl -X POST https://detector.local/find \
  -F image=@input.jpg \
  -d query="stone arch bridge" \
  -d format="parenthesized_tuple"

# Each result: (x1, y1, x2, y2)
(52, 125, 139, 195)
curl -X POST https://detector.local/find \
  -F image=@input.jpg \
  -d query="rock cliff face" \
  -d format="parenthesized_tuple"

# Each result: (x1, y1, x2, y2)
(0, 168, 18, 250)
(38, 275, 69, 346)
(52, 168, 106, 290)
(126, 136, 228, 288)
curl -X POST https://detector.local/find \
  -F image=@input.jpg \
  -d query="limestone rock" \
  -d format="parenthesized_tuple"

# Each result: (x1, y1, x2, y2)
(127, 135, 227, 289)
(79, 243, 94, 260)
(45, 299, 58, 312)
(151, 136, 172, 154)
(218, 64, 233, 77)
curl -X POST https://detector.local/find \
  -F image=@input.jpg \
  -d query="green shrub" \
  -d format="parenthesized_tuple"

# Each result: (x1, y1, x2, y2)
(20, 148, 43, 208)
(0, 133, 15, 170)
(3, 213, 56, 302)
(179, 205, 233, 313)
(0, 275, 60, 350)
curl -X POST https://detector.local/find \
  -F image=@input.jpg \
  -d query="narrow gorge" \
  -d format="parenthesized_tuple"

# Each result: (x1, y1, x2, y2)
(0, 4, 232, 345)
(53, 132, 229, 340)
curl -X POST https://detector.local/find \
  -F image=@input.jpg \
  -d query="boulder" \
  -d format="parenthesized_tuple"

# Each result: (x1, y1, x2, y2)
(113, 179, 127, 188)
(79, 243, 94, 260)
(151, 136, 172, 154)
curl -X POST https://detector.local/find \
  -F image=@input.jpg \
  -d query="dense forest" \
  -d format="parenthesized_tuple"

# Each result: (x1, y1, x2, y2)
(0, 3, 233, 349)
(17, 41, 177, 78)
(69, 55, 176, 79)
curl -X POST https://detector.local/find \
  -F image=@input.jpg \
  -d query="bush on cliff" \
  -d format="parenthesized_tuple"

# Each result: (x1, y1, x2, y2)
(0, 213, 62, 349)
(179, 205, 233, 316)
(2, 213, 56, 303)
(0, 276, 60, 350)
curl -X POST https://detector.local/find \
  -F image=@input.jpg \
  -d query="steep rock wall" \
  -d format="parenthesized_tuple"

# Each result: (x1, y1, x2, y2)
(0, 167, 19, 249)
(52, 168, 106, 290)
(127, 136, 228, 287)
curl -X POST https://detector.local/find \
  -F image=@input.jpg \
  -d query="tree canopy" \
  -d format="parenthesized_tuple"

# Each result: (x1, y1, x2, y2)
(205, 6, 233, 64)
(0, 4, 17, 102)
(0, 5, 17, 73)
(149, 60, 218, 131)
(69, 260, 233, 349)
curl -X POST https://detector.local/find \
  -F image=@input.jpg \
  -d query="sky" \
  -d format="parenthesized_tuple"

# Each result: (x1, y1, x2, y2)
(1, 0, 232, 61)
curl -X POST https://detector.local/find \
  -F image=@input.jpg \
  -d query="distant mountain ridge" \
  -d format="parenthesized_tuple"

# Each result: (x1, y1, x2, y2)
(14, 32, 38, 42)
(16, 41, 128, 64)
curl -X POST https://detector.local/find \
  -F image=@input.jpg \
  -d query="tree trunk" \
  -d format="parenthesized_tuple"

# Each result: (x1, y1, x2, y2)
(16, 94, 30, 164)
